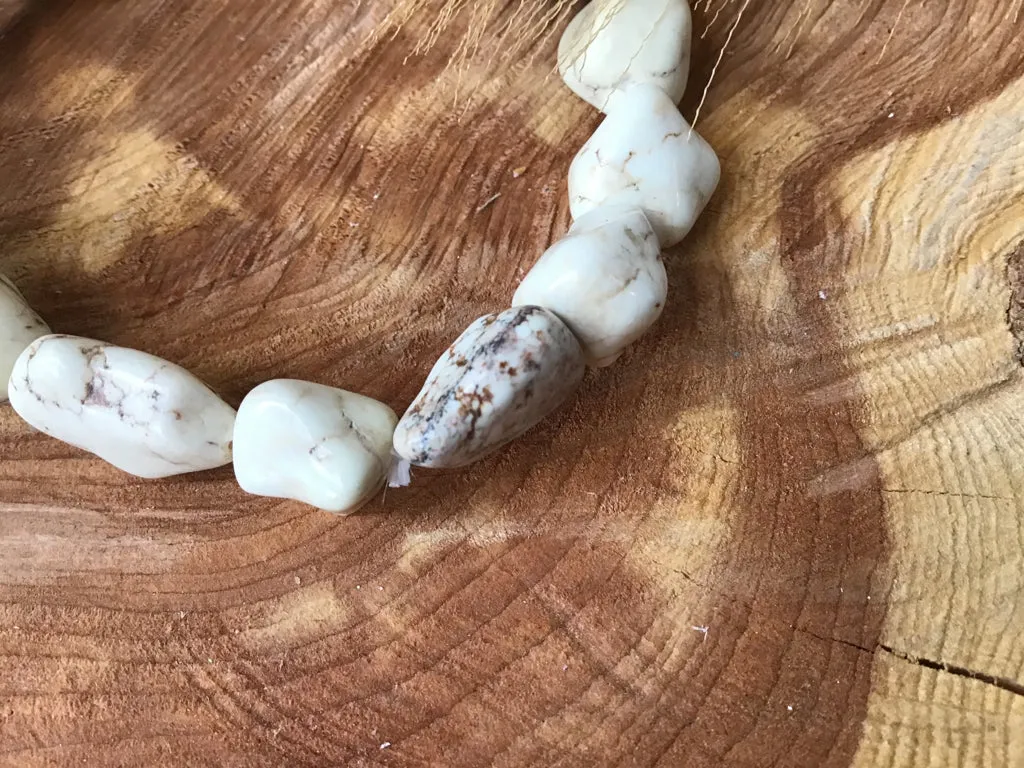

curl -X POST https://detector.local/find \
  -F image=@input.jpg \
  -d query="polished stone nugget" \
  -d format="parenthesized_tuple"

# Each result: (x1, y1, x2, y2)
(513, 204, 666, 367)
(233, 379, 397, 514)
(7, 335, 235, 478)
(0, 274, 50, 403)
(393, 306, 585, 468)
(558, 0, 692, 113)
(568, 82, 720, 248)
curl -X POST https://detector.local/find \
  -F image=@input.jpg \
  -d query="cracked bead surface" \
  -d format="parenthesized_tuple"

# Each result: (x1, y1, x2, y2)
(513, 205, 666, 367)
(0, 274, 50, 403)
(393, 306, 585, 468)
(7, 334, 235, 478)
(233, 379, 397, 514)
(558, 0, 692, 113)
(568, 82, 720, 248)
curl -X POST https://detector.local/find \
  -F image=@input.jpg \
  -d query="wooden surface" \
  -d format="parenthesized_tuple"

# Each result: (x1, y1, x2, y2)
(1, 0, 1023, 765)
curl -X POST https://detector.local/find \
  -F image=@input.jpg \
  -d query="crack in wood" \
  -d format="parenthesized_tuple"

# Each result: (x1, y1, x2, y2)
(878, 645, 1024, 699)
(881, 487, 1017, 502)
(1007, 240, 1024, 366)
(796, 627, 1024, 698)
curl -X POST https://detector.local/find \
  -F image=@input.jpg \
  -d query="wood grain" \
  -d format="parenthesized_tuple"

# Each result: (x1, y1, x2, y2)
(0, 0, 1022, 765)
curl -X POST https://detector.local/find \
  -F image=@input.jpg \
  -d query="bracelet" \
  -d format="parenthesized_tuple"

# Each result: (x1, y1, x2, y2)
(1, 0, 717, 516)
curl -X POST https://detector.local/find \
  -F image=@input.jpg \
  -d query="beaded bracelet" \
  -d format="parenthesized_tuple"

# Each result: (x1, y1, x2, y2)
(1, 0, 717, 516)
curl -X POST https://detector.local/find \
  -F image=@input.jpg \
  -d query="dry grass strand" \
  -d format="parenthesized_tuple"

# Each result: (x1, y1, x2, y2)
(371, 0, 576, 81)
(692, 0, 751, 131)
(701, 0, 731, 40)
(878, 0, 911, 63)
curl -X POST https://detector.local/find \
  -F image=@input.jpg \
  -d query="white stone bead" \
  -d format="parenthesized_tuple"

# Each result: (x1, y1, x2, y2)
(558, 0, 692, 113)
(568, 82, 720, 248)
(232, 379, 397, 515)
(0, 275, 50, 403)
(394, 306, 584, 468)
(513, 205, 666, 367)
(7, 335, 235, 478)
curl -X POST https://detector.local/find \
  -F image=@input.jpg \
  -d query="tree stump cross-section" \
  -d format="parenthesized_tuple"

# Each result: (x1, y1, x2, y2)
(0, 1, 1022, 765)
